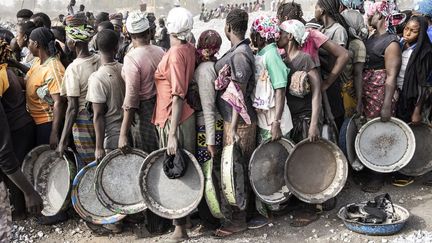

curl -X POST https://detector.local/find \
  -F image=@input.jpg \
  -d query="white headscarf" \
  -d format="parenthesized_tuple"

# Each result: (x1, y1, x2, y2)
(166, 7, 193, 41)
(126, 11, 150, 34)
(279, 19, 310, 46)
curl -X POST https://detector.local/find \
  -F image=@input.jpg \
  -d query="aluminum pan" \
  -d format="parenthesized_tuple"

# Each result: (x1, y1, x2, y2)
(249, 138, 294, 205)
(95, 149, 148, 215)
(399, 123, 432, 176)
(355, 118, 416, 173)
(72, 162, 126, 224)
(221, 144, 247, 210)
(139, 148, 204, 219)
(285, 139, 348, 204)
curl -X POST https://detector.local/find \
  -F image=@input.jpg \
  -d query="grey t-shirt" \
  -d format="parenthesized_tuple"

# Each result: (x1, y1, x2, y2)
(214, 39, 257, 123)
(86, 62, 125, 150)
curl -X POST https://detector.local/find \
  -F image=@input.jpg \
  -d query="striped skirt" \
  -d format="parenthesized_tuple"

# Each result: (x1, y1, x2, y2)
(72, 110, 96, 164)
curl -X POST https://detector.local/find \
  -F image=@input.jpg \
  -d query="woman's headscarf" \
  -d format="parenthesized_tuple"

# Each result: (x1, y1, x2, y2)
(65, 24, 95, 42)
(279, 19, 309, 46)
(341, 9, 368, 40)
(65, 12, 87, 27)
(125, 11, 150, 34)
(251, 15, 280, 41)
(367, 0, 397, 33)
(166, 7, 193, 41)
(196, 30, 222, 64)
(29, 27, 57, 56)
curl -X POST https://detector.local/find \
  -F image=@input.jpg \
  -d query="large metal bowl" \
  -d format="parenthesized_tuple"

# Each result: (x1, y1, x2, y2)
(71, 162, 126, 225)
(139, 148, 204, 219)
(95, 149, 148, 215)
(202, 158, 224, 219)
(338, 203, 410, 236)
(249, 138, 294, 205)
(284, 139, 348, 204)
(221, 144, 248, 210)
(22, 145, 77, 216)
(355, 117, 416, 173)
(399, 123, 432, 176)
(339, 116, 364, 171)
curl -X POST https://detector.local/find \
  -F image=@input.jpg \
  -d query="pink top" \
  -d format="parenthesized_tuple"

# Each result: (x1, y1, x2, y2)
(301, 29, 329, 66)
(122, 45, 165, 109)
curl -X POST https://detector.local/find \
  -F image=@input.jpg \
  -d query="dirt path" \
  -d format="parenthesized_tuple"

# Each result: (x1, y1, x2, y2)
(12, 175, 432, 243)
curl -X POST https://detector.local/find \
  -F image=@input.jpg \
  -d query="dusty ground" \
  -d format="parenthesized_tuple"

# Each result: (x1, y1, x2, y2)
(12, 174, 432, 243)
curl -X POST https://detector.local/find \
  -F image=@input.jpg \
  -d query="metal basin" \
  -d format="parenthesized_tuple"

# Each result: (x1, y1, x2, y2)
(285, 139, 348, 204)
(221, 144, 248, 210)
(139, 148, 204, 219)
(203, 158, 224, 219)
(399, 123, 432, 176)
(23, 145, 77, 216)
(95, 149, 148, 215)
(249, 138, 294, 205)
(72, 162, 126, 224)
(338, 203, 410, 236)
(355, 118, 415, 173)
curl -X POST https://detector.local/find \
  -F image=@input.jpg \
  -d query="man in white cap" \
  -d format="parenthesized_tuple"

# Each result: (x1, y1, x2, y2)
(119, 11, 164, 157)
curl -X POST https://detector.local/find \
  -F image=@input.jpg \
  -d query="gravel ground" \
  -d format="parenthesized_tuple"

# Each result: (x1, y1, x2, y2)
(12, 174, 432, 243)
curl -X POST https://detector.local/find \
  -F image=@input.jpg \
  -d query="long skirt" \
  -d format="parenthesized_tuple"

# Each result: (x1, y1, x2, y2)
(72, 110, 96, 164)
(362, 69, 397, 119)
(131, 98, 159, 154)
(196, 113, 224, 165)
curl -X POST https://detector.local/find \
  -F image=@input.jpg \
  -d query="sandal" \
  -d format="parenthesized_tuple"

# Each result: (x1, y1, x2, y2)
(247, 215, 269, 229)
(392, 178, 414, 187)
(213, 226, 246, 239)
(85, 222, 123, 236)
(290, 209, 319, 227)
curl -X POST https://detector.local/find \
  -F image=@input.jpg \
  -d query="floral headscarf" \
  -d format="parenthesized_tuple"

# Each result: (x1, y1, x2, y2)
(197, 30, 222, 64)
(367, 0, 397, 33)
(251, 15, 280, 41)
(279, 19, 310, 46)
(65, 24, 95, 42)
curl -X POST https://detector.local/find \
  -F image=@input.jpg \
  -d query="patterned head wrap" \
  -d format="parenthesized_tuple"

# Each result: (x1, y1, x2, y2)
(65, 24, 95, 42)
(65, 12, 87, 27)
(416, 0, 432, 17)
(197, 30, 222, 63)
(367, 0, 397, 33)
(279, 19, 310, 46)
(126, 11, 150, 34)
(340, 0, 364, 9)
(251, 15, 280, 41)
(166, 7, 194, 41)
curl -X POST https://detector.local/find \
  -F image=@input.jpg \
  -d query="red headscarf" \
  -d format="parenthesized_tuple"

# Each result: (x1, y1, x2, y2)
(196, 30, 222, 65)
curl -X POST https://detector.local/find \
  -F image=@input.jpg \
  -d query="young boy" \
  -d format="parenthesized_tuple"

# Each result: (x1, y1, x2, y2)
(86, 29, 125, 162)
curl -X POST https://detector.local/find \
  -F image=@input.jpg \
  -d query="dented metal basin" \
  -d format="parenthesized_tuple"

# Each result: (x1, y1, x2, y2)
(249, 138, 294, 205)
(285, 139, 348, 204)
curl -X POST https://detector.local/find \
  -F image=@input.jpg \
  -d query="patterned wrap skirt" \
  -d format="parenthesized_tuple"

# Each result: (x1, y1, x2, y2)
(131, 98, 159, 154)
(72, 110, 96, 164)
(196, 113, 224, 165)
(362, 69, 397, 119)
(341, 79, 358, 118)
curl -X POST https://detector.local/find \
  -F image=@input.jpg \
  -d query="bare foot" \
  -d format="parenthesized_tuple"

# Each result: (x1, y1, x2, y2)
(169, 225, 189, 243)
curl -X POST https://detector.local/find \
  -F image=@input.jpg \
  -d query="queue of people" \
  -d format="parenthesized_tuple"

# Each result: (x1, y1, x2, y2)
(1, 0, 432, 242)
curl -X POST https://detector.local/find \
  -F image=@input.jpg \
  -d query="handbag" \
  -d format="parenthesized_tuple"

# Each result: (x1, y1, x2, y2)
(289, 71, 310, 98)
